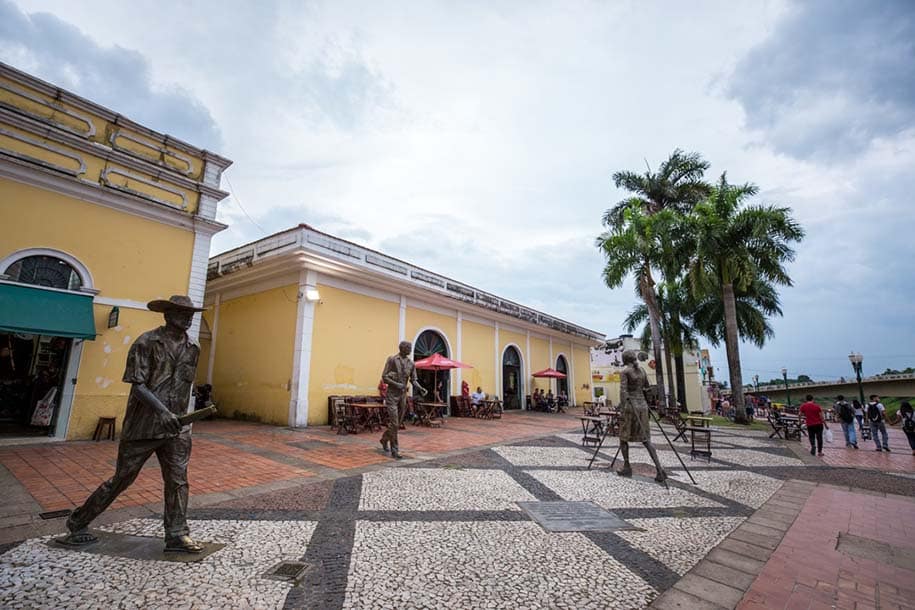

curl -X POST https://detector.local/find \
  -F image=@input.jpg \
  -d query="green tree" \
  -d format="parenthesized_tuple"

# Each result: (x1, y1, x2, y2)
(623, 280, 699, 410)
(690, 278, 782, 348)
(601, 150, 711, 408)
(686, 174, 804, 424)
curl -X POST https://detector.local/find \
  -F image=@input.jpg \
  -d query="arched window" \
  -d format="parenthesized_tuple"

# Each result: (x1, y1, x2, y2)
(556, 354, 569, 397)
(4, 255, 83, 291)
(414, 329, 448, 359)
(502, 345, 523, 410)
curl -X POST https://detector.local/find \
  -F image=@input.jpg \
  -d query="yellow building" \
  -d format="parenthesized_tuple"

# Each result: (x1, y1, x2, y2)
(0, 62, 232, 440)
(590, 335, 709, 412)
(201, 225, 604, 426)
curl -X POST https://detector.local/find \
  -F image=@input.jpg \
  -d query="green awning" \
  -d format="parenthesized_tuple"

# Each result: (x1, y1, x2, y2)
(0, 282, 96, 339)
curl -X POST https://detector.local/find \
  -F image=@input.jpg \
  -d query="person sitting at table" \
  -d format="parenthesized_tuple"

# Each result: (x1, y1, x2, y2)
(545, 390, 556, 412)
(461, 380, 470, 398)
(434, 379, 444, 403)
(471, 387, 486, 406)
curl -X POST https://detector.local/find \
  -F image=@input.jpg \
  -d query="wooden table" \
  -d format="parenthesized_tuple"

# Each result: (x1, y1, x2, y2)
(414, 401, 447, 427)
(686, 416, 713, 428)
(349, 403, 386, 433)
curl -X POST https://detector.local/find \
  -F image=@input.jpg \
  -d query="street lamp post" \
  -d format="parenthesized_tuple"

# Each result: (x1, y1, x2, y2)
(848, 352, 865, 407)
(753, 374, 759, 394)
(781, 367, 791, 407)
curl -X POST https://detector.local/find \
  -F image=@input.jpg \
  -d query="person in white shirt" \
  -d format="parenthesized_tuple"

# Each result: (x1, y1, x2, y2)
(471, 387, 486, 406)
(867, 394, 890, 452)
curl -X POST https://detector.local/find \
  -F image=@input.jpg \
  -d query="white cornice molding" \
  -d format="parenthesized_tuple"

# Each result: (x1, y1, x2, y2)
(208, 226, 605, 344)
(0, 107, 229, 201)
(0, 157, 225, 235)
(0, 62, 232, 170)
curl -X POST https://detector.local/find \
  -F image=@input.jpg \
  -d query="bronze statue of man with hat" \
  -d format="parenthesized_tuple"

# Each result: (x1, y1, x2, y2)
(62, 295, 208, 553)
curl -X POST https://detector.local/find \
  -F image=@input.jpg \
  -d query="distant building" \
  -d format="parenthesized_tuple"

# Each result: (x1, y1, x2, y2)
(590, 335, 708, 412)
(198, 225, 605, 426)
(0, 62, 232, 439)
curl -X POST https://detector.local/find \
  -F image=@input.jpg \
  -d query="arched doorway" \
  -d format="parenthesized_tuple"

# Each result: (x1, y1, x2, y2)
(0, 251, 93, 439)
(555, 355, 569, 399)
(413, 329, 449, 402)
(502, 346, 523, 410)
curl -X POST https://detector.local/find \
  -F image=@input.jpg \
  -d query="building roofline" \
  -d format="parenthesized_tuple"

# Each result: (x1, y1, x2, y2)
(0, 61, 232, 169)
(209, 224, 605, 341)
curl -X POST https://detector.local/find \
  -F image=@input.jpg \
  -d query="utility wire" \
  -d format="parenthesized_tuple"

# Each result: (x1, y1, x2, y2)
(223, 174, 267, 234)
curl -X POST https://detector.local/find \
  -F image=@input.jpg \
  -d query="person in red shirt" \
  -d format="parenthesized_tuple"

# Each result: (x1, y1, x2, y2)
(799, 394, 827, 456)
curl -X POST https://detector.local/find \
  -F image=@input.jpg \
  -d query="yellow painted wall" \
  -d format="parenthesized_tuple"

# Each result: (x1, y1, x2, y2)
(405, 307, 457, 394)
(0, 179, 195, 302)
(210, 286, 298, 425)
(0, 178, 199, 439)
(572, 345, 592, 406)
(461, 320, 495, 395)
(307, 284, 399, 425)
(529, 337, 551, 393)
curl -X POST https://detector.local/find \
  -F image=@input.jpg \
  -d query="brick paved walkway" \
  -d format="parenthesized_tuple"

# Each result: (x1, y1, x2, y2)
(818, 426, 914, 472)
(737, 485, 915, 610)
(0, 410, 580, 539)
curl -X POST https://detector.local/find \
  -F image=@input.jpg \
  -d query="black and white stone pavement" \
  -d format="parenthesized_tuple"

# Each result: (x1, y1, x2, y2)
(1, 425, 913, 609)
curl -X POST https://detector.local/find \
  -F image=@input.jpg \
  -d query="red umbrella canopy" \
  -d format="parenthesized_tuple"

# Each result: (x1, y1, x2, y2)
(532, 367, 567, 378)
(414, 353, 473, 371)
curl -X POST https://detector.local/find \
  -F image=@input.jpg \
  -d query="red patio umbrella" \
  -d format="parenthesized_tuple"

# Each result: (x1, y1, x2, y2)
(414, 353, 473, 404)
(531, 367, 567, 378)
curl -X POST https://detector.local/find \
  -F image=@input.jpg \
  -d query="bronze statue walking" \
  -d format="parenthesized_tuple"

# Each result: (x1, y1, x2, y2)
(379, 341, 426, 459)
(62, 295, 207, 553)
(617, 350, 667, 483)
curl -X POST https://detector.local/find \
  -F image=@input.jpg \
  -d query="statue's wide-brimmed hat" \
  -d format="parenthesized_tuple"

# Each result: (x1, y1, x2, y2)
(147, 295, 205, 313)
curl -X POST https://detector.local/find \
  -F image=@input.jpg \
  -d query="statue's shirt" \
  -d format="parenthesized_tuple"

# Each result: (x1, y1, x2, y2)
(121, 326, 200, 441)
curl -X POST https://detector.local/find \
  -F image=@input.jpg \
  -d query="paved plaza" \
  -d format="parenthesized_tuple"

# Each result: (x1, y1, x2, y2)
(0, 411, 913, 609)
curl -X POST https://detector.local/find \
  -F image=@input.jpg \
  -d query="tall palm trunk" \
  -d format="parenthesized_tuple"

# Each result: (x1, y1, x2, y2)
(674, 352, 687, 411)
(663, 336, 676, 407)
(640, 270, 668, 409)
(722, 282, 747, 424)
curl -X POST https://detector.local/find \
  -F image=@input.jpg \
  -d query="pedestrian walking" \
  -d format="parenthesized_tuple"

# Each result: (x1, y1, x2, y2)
(834, 395, 858, 449)
(799, 394, 826, 457)
(852, 399, 865, 432)
(891, 401, 915, 456)
(866, 394, 891, 452)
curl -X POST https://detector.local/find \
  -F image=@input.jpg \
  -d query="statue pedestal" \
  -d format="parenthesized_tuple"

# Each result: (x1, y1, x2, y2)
(52, 530, 224, 563)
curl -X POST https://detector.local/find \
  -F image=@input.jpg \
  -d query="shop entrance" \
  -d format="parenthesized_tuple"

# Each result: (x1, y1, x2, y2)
(0, 333, 72, 437)
(502, 346, 523, 410)
(413, 329, 449, 402)
(555, 355, 569, 398)
(0, 250, 97, 439)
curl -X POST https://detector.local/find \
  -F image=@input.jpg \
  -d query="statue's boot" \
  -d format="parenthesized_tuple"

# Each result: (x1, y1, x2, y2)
(59, 525, 98, 546)
(644, 442, 668, 483)
(390, 445, 403, 460)
(380, 438, 389, 453)
(165, 535, 204, 553)
(616, 462, 633, 477)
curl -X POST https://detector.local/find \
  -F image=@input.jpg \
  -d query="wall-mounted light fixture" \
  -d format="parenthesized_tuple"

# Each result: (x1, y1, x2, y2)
(107, 306, 120, 328)
(303, 285, 321, 302)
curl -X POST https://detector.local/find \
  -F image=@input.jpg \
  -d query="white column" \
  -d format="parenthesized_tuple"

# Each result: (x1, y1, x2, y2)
(206, 293, 221, 385)
(569, 341, 576, 406)
(525, 330, 531, 392)
(456, 311, 463, 393)
(399, 296, 406, 342)
(494, 322, 500, 397)
(289, 269, 317, 427)
(548, 337, 555, 393)
(186, 228, 214, 341)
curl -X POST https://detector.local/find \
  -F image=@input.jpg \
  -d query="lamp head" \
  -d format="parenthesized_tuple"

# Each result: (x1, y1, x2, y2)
(780, 367, 787, 376)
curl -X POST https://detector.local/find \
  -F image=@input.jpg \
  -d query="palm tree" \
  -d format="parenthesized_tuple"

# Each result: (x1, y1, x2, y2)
(690, 278, 783, 348)
(598, 206, 671, 406)
(686, 174, 804, 423)
(623, 280, 699, 411)
(602, 150, 711, 408)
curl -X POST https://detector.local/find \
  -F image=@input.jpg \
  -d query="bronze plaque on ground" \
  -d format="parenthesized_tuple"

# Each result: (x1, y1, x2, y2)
(516, 501, 641, 532)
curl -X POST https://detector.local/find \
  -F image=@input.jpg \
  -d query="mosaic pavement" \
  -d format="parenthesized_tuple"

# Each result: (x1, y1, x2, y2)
(0, 425, 902, 609)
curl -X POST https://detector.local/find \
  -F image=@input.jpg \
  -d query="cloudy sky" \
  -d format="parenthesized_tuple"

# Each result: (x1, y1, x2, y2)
(2, 0, 913, 383)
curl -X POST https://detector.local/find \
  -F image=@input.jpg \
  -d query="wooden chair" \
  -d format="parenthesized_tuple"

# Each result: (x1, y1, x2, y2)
(670, 411, 690, 442)
(767, 413, 791, 440)
(93, 417, 116, 441)
(332, 398, 354, 434)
